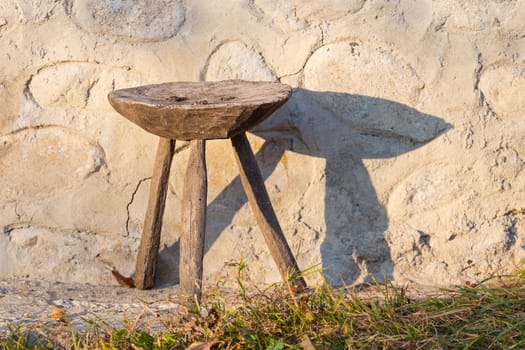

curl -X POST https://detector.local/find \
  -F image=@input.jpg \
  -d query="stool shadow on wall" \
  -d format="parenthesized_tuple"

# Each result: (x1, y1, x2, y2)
(157, 88, 451, 287)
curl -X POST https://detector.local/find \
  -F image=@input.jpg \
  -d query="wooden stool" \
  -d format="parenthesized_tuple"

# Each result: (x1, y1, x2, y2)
(108, 80, 306, 300)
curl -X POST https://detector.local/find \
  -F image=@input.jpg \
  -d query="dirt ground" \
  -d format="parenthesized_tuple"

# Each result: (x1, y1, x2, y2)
(0, 276, 443, 338)
(0, 278, 182, 334)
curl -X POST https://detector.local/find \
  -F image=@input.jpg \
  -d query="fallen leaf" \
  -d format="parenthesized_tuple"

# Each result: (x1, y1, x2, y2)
(49, 307, 67, 322)
(299, 334, 315, 350)
(111, 269, 136, 288)
(186, 340, 217, 350)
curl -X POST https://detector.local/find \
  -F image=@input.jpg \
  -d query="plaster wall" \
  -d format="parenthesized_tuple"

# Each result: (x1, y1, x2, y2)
(0, 0, 524, 288)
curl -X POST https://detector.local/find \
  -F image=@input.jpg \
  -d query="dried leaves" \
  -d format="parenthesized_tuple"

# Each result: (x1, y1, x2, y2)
(48, 307, 67, 323)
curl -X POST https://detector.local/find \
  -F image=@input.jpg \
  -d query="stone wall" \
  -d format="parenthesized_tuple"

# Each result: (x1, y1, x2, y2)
(0, 0, 524, 288)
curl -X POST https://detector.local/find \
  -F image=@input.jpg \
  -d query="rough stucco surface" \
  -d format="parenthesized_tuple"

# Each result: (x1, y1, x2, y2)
(0, 0, 524, 289)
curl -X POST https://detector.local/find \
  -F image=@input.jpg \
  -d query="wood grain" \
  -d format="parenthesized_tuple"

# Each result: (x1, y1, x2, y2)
(134, 137, 175, 289)
(179, 139, 208, 301)
(231, 133, 306, 288)
(108, 80, 291, 140)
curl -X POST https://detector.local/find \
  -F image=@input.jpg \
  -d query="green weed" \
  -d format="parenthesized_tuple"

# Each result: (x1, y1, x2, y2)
(3, 267, 525, 349)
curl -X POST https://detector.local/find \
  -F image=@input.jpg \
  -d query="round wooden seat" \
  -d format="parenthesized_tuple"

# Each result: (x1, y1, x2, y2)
(108, 80, 292, 140)
(108, 80, 304, 301)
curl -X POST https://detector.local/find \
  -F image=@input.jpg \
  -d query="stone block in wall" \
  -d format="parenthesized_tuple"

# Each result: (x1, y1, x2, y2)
(479, 64, 525, 120)
(65, 0, 185, 42)
(0, 0, 524, 289)
(204, 41, 276, 82)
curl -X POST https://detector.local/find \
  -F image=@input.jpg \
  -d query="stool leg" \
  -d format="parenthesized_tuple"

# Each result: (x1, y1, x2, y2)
(231, 132, 306, 289)
(135, 137, 175, 289)
(179, 139, 207, 302)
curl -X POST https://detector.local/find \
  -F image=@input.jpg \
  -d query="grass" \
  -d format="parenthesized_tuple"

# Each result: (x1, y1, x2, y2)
(3, 264, 525, 349)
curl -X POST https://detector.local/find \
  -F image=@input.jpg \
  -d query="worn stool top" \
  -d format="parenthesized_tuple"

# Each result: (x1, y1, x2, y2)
(108, 80, 292, 140)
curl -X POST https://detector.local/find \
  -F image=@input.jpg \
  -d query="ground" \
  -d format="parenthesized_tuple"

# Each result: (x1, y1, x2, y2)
(0, 277, 443, 337)
(0, 278, 181, 334)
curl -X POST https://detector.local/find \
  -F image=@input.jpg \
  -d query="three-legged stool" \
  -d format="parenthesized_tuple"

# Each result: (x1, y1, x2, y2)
(108, 80, 306, 300)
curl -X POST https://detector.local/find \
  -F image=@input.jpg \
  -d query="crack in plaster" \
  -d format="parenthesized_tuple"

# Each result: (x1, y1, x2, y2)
(125, 177, 151, 238)
(13, 203, 21, 221)
(473, 51, 485, 108)
(277, 24, 326, 82)
(83, 77, 99, 108)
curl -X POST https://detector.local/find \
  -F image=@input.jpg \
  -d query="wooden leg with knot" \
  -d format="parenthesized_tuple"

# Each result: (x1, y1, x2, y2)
(231, 132, 306, 289)
(135, 137, 175, 289)
(179, 139, 208, 303)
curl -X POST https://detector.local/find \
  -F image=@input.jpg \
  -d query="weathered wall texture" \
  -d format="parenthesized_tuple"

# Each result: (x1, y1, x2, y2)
(0, 0, 524, 288)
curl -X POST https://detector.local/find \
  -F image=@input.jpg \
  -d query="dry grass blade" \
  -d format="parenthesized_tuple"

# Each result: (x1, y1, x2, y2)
(3, 268, 525, 349)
